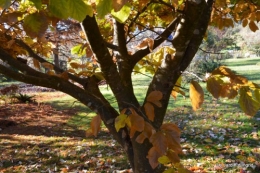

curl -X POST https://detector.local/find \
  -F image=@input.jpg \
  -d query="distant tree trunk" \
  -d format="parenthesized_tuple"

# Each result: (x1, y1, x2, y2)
(53, 47, 60, 68)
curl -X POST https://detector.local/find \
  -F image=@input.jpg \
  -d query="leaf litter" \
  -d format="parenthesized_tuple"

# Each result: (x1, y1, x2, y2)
(1, 92, 260, 172)
(0, 92, 131, 173)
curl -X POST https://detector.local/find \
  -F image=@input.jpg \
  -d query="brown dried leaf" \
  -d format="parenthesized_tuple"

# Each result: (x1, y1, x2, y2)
(91, 114, 102, 137)
(146, 147, 161, 169)
(41, 62, 54, 70)
(160, 123, 181, 135)
(144, 102, 155, 121)
(161, 123, 182, 154)
(136, 38, 154, 51)
(127, 110, 145, 138)
(70, 62, 81, 69)
(147, 91, 163, 102)
(33, 59, 41, 70)
(136, 122, 155, 143)
(167, 150, 180, 164)
(58, 72, 69, 80)
(112, 0, 128, 12)
(149, 131, 167, 155)
(249, 20, 259, 32)
(242, 19, 248, 27)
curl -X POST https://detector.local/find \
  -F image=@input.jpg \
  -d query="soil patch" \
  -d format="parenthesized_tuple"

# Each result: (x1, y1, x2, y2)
(0, 103, 83, 137)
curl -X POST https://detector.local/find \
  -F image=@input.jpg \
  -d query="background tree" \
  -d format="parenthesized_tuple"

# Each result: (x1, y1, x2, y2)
(0, 0, 260, 172)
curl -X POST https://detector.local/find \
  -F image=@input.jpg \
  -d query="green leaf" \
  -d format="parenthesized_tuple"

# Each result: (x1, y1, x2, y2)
(239, 88, 260, 116)
(0, 0, 11, 8)
(158, 155, 171, 164)
(23, 12, 48, 38)
(29, 0, 42, 9)
(68, 0, 92, 21)
(115, 114, 127, 132)
(71, 44, 85, 56)
(111, 3, 131, 23)
(49, 0, 92, 21)
(96, 0, 112, 18)
(49, 0, 70, 19)
(93, 72, 105, 81)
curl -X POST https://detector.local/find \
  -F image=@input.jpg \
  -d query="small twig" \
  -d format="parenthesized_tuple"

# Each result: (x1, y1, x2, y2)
(199, 48, 225, 54)
(181, 71, 205, 81)
(132, 71, 153, 78)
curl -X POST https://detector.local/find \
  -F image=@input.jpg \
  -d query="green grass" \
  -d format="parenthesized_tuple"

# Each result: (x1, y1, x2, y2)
(1, 57, 260, 172)
(52, 57, 260, 172)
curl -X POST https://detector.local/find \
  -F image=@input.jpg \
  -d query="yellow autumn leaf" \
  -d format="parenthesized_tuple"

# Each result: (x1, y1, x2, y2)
(254, 89, 260, 103)
(171, 90, 178, 100)
(115, 113, 127, 132)
(190, 81, 204, 111)
(158, 155, 171, 164)
(206, 76, 224, 99)
(162, 168, 175, 173)
(219, 84, 238, 99)
(211, 66, 235, 78)
(239, 88, 260, 116)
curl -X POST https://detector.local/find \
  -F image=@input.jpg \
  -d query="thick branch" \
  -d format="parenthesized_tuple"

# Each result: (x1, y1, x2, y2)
(143, 0, 208, 129)
(81, 15, 140, 109)
(179, 0, 215, 71)
(116, 21, 129, 58)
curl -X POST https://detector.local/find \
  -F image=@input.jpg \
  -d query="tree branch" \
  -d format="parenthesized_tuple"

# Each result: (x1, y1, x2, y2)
(130, 15, 181, 66)
(142, 0, 208, 129)
(127, 0, 154, 36)
(81, 15, 140, 109)
(4, 34, 87, 85)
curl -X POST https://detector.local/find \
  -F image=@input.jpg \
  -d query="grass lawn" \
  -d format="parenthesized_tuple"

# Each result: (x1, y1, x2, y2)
(0, 57, 260, 172)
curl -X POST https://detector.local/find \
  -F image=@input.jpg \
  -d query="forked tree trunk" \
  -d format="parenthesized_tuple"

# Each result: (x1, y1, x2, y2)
(0, 1, 215, 173)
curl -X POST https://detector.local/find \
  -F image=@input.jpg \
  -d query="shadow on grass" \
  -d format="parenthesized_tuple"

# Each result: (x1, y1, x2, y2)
(166, 97, 260, 172)
(224, 58, 260, 67)
(0, 130, 129, 172)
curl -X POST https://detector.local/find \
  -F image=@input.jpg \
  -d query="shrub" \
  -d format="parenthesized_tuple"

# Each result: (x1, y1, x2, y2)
(13, 93, 35, 103)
